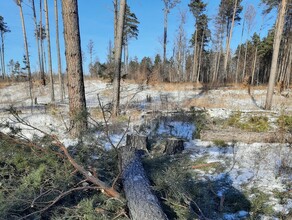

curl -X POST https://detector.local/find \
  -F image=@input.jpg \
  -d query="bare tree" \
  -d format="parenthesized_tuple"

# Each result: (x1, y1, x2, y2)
(14, 0, 33, 105)
(174, 10, 187, 82)
(61, 0, 87, 137)
(242, 4, 256, 80)
(265, 0, 288, 110)
(54, 0, 64, 102)
(112, 0, 126, 116)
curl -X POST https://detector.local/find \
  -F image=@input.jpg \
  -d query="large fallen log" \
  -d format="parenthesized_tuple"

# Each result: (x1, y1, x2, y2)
(120, 135, 168, 220)
(201, 129, 292, 143)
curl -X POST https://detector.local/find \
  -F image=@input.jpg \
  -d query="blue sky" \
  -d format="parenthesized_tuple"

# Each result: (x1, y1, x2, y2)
(0, 0, 276, 74)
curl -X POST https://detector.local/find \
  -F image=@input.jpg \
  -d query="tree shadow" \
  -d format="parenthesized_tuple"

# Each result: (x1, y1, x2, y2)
(143, 154, 251, 219)
(249, 92, 264, 110)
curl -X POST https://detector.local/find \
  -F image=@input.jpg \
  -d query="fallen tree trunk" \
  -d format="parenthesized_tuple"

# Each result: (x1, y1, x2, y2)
(121, 136, 168, 220)
(201, 129, 291, 143)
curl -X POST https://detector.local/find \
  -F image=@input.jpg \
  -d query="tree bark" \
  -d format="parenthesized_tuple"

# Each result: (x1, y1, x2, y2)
(265, 0, 287, 110)
(125, 134, 149, 152)
(164, 138, 184, 155)
(54, 0, 64, 102)
(112, 0, 126, 116)
(121, 135, 168, 220)
(61, 0, 87, 137)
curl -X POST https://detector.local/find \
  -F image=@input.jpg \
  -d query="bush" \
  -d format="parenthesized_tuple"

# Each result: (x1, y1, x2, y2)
(227, 112, 270, 132)
(0, 136, 125, 219)
(277, 114, 292, 132)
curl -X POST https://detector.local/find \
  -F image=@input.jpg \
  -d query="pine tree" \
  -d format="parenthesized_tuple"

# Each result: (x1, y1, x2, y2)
(123, 4, 139, 77)
(218, 0, 243, 81)
(61, 0, 87, 137)
(264, 0, 288, 110)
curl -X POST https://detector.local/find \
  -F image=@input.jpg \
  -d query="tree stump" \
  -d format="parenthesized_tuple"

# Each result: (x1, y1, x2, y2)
(120, 135, 168, 220)
(126, 134, 148, 152)
(164, 138, 184, 155)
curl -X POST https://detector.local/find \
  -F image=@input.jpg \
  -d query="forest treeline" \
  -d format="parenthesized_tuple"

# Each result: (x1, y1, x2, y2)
(1, 0, 291, 88)
(0, 0, 291, 127)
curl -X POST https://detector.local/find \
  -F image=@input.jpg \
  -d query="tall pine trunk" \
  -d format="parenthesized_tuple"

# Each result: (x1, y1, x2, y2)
(192, 26, 198, 82)
(265, 0, 287, 110)
(197, 30, 205, 83)
(251, 46, 258, 85)
(0, 37, 4, 79)
(61, 0, 87, 137)
(54, 0, 64, 102)
(17, 0, 33, 106)
(114, 0, 118, 50)
(31, 0, 42, 85)
(112, 0, 126, 116)
(235, 19, 245, 84)
(163, 8, 168, 81)
(44, 0, 55, 102)
(242, 41, 248, 80)
(39, 0, 46, 86)
(0, 32, 6, 79)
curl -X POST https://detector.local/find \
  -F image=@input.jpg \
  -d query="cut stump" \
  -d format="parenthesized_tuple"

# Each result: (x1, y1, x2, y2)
(164, 138, 184, 155)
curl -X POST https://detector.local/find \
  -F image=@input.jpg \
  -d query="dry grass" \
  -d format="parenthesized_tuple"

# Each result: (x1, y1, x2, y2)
(182, 96, 230, 109)
(0, 81, 11, 89)
(149, 82, 200, 91)
(127, 109, 142, 121)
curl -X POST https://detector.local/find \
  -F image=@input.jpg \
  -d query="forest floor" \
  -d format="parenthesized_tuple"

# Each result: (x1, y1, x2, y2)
(0, 79, 292, 219)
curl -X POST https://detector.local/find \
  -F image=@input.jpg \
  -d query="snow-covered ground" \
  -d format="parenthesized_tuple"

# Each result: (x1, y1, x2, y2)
(0, 79, 291, 219)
